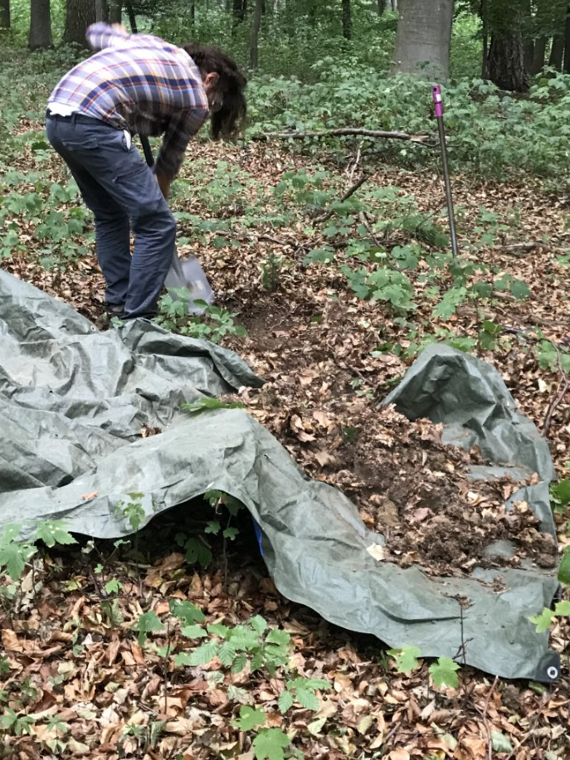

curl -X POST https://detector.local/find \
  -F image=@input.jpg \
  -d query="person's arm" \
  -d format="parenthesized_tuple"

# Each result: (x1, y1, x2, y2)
(154, 106, 210, 191)
(86, 22, 130, 50)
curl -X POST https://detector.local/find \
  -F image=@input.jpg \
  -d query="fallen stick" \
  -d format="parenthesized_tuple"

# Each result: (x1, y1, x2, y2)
(254, 127, 433, 145)
(315, 172, 372, 223)
(542, 344, 569, 438)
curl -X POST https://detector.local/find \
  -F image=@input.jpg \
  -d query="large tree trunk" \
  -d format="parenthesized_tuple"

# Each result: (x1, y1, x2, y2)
(488, 29, 528, 91)
(64, 0, 96, 45)
(29, 0, 52, 49)
(95, 0, 108, 22)
(249, 0, 262, 68)
(549, 33, 564, 70)
(0, 0, 10, 29)
(108, 0, 122, 23)
(392, 0, 454, 80)
(342, 0, 351, 39)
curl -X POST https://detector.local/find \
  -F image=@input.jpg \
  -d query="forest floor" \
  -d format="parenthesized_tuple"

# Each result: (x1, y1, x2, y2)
(1, 130, 570, 760)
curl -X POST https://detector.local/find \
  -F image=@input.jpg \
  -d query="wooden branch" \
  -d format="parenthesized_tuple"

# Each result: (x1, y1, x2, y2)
(254, 127, 433, 146)
(542, 344, 569, 438)
(316, 172, 372, 223)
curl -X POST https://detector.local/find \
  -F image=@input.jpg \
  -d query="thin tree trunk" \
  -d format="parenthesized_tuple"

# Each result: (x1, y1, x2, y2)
(530, 36, 547, 74)
(64, 0, 96, 45)
(190, 0, 196, 24)
(108, 0, 122, 23)
(0, 0, 10, 29)
(564, 5, 570, 74)
(392, 0, 454, 80)
(29, 0, 52, 48)
(125, 1, 137, 32)
(249, 0, 262, 68)
(342, 0, 351, 39)
(550, 34, 564, 70)
(377, 0, 384, 14)
(481, 0, 489, 78)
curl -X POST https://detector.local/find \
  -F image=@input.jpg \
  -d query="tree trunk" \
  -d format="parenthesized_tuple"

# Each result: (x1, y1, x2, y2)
(190, 0, 195, 24)
(564, 5, 570, 74)
(125, 1, 137, 32)
(342, 0, 351, 39)
(64, 0, 96, 45)
(249, 0, 262, 68)
(29, 0, 52, 49)
(95, 0, 108, 22)
(377, 0, 384, 14)
(392, 0, 454, 80)
(488, 29, 528, 91)
(108, 0, 122, 23)
(481, 0, 488, 78)
(530, 36, 547, 75)
(549, 33, 564, 70)
(0, 0, 10, 29)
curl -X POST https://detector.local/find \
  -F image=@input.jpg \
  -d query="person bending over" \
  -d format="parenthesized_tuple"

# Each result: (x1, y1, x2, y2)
(46, 22, 246, 320)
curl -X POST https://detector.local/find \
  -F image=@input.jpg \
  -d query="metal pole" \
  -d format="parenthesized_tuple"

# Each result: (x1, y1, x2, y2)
(432, 85, 459, 257)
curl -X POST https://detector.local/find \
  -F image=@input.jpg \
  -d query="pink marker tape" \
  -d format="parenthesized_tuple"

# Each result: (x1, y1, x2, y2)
(432, 84, 443, 118)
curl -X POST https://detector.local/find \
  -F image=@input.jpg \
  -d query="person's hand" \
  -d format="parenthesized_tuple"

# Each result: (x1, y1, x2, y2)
(155, 173, 170, 201)
(112, 23, 128, 34)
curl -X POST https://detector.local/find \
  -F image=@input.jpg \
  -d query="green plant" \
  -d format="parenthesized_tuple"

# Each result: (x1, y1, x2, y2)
(429, 657, 461, 689)
(132, 609, 164, 645)
(388, 644, 422, 674)
(277, 676, 330, 713)
(174, 615, 290, 675)
(0, 708, 35, 736)
(115, 491, 145, 533)
(156, 295, 246, 342)
(262, 254, 284, 291)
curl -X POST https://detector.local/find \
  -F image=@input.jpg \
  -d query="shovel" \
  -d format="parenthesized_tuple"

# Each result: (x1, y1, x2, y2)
(140, 133, 214, 316)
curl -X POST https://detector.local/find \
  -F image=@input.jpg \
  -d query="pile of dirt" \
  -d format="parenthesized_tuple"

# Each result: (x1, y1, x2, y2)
(324, 404, 557, 578)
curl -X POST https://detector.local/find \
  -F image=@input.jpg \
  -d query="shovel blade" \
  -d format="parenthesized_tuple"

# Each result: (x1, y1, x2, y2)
(164, 254, 214, 316)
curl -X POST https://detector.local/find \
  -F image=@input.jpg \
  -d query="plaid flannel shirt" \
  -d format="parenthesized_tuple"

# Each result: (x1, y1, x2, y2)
(48, 23, 210, 181)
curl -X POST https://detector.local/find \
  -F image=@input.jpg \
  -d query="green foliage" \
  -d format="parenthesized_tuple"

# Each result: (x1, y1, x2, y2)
(429, 657, 461, 689)
(529, 600, 570, 633)
(278, 677, 330, 713)
(173, 616, 291, 675)
(0, 708, 35, 736)
(34, 520, 77, 548)
(0, 520, 77, 583)
(387, 644, 422, 674)
(132, 610, 164, 645)
(252, 728, 292, 760)
(115, 492, 146, 533)
(156, 296, 246, 342)
(169, 599, 206, 625)
(559, 547, 570, 586)
(232, 705, 267, 732)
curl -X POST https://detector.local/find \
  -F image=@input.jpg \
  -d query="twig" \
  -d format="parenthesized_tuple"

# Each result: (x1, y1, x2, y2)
(346, 143, 362, 182)
(542, 344, 569, 437)
(358, 211, 382, 247)
(254, 126, 433, 146)
(500, 241, 543, 256)
(316, 173, 372, 223)
(481, 675, 499, 760)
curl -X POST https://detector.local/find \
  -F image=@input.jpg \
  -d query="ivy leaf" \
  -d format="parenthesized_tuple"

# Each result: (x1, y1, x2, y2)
(34, 521, 77, 548)
(388, 644, 422, 674)
(170, 599, 205, 625)
(252, 728, 291, 760)
(529, 607, 556, 633)
(188, 640, 218, 666)
(132, 610, 163, 645)
(232, 705, 266, 731)
(429, 657, 460, 689)
(278, 689, 294, 714)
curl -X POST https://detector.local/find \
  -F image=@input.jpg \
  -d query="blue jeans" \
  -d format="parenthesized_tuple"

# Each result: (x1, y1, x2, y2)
(46, 114, 176, 319)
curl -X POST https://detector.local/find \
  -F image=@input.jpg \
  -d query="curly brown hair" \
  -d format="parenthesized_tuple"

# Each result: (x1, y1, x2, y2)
(183, 43, 247, 141)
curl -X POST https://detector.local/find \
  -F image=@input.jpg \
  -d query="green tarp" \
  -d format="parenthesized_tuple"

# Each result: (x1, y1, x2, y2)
(0, 270, 560, 682)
